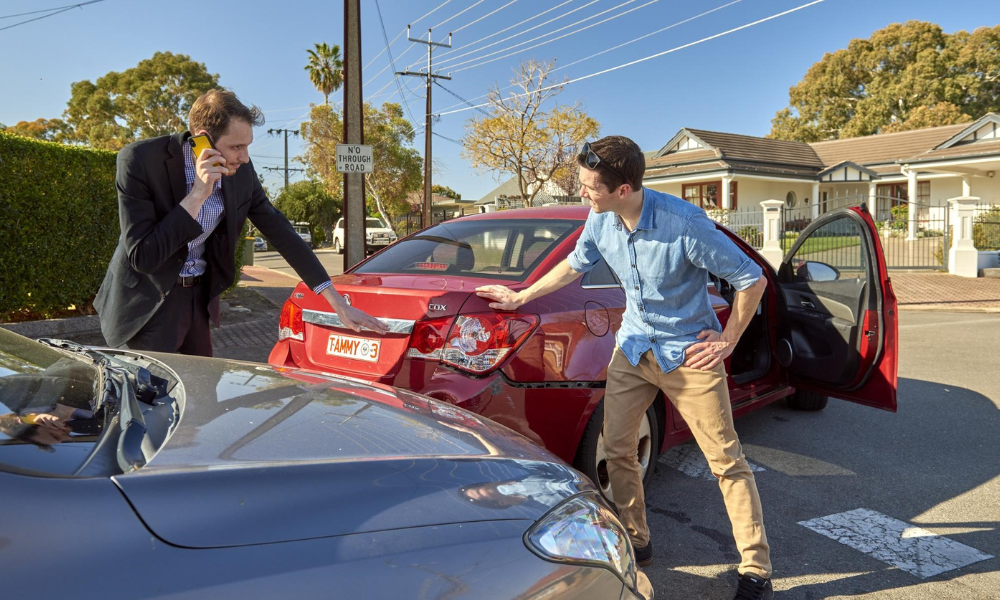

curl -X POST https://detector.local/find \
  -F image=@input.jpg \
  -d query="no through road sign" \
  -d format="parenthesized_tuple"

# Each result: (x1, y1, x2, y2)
(336, 144, 374, 173)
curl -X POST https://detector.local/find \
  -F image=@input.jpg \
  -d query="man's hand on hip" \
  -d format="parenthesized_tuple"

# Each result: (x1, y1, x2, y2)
(683, 330, 735, 371)
(475, 285, 525, 311)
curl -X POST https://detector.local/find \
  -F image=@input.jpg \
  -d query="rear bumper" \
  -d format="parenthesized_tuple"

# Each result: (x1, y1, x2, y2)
(269, 340, 601, 465)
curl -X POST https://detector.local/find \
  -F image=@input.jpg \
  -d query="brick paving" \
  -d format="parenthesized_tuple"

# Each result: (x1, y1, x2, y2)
(210, 265, 295, 354)
(890, 272, 1000, 312)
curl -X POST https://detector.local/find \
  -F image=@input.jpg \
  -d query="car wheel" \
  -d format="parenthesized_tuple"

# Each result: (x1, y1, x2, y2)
(333, 239, 342, 254)
(787, 389, 828, 411)
(574, 400, 660, 505)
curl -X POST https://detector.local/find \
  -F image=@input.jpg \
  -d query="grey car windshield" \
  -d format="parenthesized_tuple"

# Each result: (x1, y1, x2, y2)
(355, 218, 582, 282)
(0, 333, 100, 475)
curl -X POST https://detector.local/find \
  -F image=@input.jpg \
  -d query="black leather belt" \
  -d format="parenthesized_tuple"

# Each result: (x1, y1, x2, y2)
(176, 275, 203, 287)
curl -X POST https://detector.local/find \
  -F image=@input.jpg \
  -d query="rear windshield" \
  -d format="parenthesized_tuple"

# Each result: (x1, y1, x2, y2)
(354, 218, 582, 281)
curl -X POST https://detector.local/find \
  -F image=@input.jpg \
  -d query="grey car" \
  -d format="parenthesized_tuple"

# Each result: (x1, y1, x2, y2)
(0, 328, 643, 600)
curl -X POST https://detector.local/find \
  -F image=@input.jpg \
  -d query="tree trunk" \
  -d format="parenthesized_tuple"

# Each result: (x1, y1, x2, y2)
(365, 176, 396, 235)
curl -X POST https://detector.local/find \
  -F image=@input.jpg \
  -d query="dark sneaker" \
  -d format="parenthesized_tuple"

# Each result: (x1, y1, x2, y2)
(733, 573, 772, 600)
(634, 541, 653, 567)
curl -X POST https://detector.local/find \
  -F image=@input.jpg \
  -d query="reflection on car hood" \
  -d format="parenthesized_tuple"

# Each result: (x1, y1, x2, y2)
(113, 353, 590, 548)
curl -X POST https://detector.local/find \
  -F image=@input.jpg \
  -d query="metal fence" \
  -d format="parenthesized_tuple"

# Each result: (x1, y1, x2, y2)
(973, 202, 1000, 251)
(778, 193, 953, 270)
(706, 209, 764, 250)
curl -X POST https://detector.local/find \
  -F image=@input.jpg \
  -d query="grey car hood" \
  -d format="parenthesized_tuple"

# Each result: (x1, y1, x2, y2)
(113, 355, 588, 549)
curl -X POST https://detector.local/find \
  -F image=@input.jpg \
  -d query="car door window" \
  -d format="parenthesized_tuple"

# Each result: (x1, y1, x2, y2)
(780, 213, 873, 385)
(788, 217, 867, 284)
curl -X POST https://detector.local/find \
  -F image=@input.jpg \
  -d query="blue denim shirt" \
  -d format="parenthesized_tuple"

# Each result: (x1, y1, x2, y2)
(567, 188, 762, 374)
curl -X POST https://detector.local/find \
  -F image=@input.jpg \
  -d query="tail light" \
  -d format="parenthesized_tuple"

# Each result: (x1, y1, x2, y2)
(278, 299, 305, 341)
(406, 316, 454, 360)
(405, 312, 538, 374)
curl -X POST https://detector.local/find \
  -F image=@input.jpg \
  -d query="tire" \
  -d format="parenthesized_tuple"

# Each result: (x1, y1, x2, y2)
(787, 389, 829, 411)
(574, 400, 660, 505)
(333, 238, 343, 254)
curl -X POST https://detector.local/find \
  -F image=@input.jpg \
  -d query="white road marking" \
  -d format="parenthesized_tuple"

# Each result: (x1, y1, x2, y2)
(798, 508, 994, 579)
(659, 444, 764, 480)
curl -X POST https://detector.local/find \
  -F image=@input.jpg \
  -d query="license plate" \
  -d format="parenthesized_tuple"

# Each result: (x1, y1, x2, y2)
(326, 334, 380, 363)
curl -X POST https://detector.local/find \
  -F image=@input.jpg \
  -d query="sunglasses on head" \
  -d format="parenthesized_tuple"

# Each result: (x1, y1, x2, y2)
(581, 142, 628, 188)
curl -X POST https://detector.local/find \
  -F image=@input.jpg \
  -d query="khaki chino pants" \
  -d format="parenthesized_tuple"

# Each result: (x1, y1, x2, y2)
(604, 347, 771, 578)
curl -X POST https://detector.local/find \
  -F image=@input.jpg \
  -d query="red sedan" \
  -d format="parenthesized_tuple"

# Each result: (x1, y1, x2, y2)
(269, 205, 898, 499)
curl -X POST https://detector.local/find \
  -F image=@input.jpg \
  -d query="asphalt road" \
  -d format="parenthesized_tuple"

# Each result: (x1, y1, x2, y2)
(250, 248, 345, 279)
(241, 249, 999, 598)
(641, 311, 1000, 599)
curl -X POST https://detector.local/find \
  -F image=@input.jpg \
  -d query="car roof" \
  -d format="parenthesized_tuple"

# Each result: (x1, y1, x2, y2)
(456, 205, 590, 222)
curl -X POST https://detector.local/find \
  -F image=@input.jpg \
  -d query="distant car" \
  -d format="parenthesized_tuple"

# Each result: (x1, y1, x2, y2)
(292, 222, 314, 248)
(0, 328, 643, 600)
(332, 217, 398, 255)
(253, 236, 267, 252)
(269, 205, 899, 501)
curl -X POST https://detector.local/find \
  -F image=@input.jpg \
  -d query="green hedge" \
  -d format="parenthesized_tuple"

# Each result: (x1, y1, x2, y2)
(0, 133, 119, 320)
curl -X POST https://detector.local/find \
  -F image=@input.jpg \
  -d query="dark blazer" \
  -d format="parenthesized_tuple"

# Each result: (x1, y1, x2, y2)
(95, 132, 328, 348)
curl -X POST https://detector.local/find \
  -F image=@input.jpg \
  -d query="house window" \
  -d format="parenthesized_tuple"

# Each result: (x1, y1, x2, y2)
(682, 181, 737, 210)
(917, 181, 930, 206)
(876, 183, 908, 207)
(785, 191, 797, 208)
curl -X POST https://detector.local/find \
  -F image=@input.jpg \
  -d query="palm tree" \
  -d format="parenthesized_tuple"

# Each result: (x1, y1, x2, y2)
(304, 43, 344, 105)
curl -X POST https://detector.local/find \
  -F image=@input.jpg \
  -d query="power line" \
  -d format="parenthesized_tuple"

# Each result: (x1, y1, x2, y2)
(0, 0, 106, 32)
(362, 0, 451, 89)
(430, 0, 578, 64)
(429, 0, 598, 69)
(433, 131, 463, 145)
(0, 0, 102, 18)
(434, 81, 489, 116)
(396, 26, 453, 232)
(374, 0, 421, 128)
(448, 0, 663, 73)
(434, 0, 745, 114)
(438, 0, 827, 117)
(452, 0, 519, 34)
(430, 0, 485, 30)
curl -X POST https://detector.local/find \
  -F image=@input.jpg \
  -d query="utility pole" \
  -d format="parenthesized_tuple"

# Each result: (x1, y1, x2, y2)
(266, 128, 300, 188)
(343, 0, 366, 269)
(396, 26, 451, 230)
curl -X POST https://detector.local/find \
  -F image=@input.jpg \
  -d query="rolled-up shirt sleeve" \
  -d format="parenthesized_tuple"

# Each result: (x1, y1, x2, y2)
(682, 211, 762, 291)
(567, 213, 603, 274)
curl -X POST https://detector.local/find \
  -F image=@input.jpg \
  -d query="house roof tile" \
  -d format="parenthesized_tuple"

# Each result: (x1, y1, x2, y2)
(809, 123, 969, 166)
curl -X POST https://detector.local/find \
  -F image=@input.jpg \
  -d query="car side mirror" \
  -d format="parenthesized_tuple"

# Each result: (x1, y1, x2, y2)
(796, 261, 839, 282)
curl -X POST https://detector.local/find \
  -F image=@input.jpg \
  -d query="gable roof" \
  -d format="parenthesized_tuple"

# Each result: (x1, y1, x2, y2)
(809, 123, 970, 167)
(686, 128, 825, 168)
(935, 113, 1000, 149)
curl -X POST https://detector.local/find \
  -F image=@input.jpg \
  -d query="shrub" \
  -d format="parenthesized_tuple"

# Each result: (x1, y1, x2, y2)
(973, 205, 1000, 251)
(737, 225, 763, 248)
(0, 133, 117, 320)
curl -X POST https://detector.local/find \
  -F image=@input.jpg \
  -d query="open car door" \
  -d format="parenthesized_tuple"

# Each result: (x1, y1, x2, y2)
(775, 206, 898, 411)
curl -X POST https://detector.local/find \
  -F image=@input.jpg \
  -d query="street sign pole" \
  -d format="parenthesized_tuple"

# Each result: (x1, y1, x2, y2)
(343, 0, 366, 270)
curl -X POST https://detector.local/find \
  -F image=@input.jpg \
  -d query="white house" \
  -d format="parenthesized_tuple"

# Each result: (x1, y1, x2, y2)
(643, 113, 1000, 233)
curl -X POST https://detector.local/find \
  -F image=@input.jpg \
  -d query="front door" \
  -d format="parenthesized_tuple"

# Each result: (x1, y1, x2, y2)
(776, 206, 898, 411)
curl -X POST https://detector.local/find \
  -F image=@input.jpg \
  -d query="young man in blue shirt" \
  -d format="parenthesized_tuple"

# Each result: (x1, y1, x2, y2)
(476, 136, 773, 600)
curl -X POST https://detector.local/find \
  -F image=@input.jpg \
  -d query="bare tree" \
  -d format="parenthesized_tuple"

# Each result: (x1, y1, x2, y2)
(462, 60, 599, 207)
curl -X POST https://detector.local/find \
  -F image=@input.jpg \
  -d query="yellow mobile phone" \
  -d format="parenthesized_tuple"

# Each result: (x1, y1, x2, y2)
(189, 134, 224, 166)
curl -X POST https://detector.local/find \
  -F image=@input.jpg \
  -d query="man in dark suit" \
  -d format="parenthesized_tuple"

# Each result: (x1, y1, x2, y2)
(95, 89, 387, 356)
